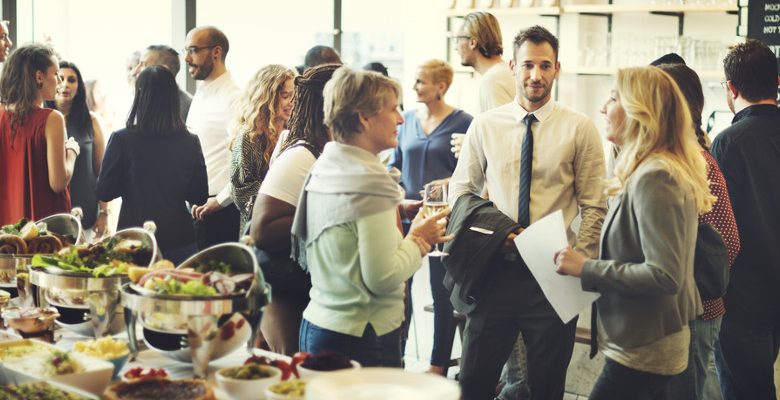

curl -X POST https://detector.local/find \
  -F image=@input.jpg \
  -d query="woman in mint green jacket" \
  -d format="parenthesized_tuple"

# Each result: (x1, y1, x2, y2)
(291, 67, 450, 367)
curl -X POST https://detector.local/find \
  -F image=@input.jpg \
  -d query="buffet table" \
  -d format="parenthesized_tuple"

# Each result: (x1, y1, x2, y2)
(55, 329, 283, 400)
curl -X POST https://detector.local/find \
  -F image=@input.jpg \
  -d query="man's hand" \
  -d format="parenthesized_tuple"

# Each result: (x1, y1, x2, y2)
(451, 133, 466, 158)
(191, 198, 223, 221)
(501, 227, 525, 253)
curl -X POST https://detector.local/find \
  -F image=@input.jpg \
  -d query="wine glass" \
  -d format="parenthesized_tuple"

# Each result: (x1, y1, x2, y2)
(423, 182, 449, 257)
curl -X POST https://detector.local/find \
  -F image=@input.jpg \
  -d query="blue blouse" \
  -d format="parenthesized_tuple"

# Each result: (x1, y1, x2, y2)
(390, 109, 473, 200)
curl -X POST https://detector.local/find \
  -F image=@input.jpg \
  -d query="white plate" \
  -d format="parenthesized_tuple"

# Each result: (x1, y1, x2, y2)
(1, 346, 114, 395)
(305, 368, 460, 400)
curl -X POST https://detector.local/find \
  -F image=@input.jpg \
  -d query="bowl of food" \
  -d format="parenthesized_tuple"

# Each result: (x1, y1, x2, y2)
(0, 381, 100, 400)
(265, 379, 306, 400)
(216, 362, 282, 400)
(73, 336, 131, 379)
(1, 306, 59, 336)
(294, 351, 360, 380)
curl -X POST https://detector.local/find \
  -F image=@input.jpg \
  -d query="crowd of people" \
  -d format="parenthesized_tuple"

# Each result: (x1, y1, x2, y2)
(1, 10, 779, 399)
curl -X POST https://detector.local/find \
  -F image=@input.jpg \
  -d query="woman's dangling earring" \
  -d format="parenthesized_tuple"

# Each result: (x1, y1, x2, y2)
(37, 82, 43, 89)
(437, 93, 442, 101)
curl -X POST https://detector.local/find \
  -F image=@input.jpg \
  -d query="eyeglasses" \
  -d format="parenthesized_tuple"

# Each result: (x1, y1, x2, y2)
(720, 80, 728, 89)
(452, 35, 471, 40)
(182, 45, 217, 55)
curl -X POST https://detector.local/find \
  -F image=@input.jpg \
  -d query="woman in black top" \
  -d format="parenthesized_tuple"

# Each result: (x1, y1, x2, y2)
(53, 61, 108, 240)
(96, 66, 208, 264)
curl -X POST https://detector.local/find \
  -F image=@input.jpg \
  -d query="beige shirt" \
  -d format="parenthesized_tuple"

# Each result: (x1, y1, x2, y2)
(479, 61, 515, 113)
(599, 319, 690, 375)
(449, 99, 607, 257)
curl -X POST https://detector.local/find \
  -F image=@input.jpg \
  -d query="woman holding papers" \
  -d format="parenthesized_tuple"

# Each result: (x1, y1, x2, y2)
(554, 66, 713, 399)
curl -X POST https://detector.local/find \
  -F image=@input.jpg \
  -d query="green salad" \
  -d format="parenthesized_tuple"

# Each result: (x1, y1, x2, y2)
(145, 277, 217, 296)
(31, 237, 137, 277)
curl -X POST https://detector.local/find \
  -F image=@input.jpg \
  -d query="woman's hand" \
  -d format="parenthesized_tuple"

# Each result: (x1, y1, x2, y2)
(554, 245, 588, 277)
(92, 212, 109, 241)
(407, 208, 453, 256)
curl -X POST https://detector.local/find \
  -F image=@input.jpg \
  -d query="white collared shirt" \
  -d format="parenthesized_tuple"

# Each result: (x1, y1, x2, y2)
(449, 98, 608, 257)
(186, 71, 241, 206)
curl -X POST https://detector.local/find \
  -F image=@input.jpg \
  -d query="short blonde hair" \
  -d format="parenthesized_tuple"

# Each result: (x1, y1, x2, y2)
(323, 67, 400, 142)
(419, 59, 454, 94)
(609, 66, 714, 214)
(460, 12, 503, 58)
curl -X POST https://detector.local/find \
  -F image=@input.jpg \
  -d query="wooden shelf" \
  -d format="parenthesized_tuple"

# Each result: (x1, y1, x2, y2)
(562, 3, 737, 14)
(446, 6, 561, 17)
(564, 66, 724, 80)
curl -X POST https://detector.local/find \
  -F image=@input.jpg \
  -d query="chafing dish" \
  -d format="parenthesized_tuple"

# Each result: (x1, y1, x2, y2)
(30, 225, 159, 338)
(0, 210, 86, 302)
(121, 241, 270, 379)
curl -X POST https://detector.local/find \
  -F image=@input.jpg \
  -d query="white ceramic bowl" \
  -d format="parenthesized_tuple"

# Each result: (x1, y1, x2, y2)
(296, 360, 360, 381)
(216, 364, 282, 400)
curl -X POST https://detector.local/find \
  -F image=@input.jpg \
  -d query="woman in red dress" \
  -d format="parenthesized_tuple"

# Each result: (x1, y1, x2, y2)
(0, 43, 78, 225)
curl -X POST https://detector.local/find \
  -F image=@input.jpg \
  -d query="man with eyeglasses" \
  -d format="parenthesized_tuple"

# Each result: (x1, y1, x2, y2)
(0, 20, 13, 63)
(454, 11, 515, 113)
(185, 25, 241, 249)
(132, 44, 192, 122)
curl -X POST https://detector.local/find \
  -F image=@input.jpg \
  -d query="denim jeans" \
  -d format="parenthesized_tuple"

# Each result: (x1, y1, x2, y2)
(714, 337, 736, 400)
(665, 317, 723, 400)
(299, 319, 403, 367)
(590, 358, 677, 400)
(497, 334, 531, 400)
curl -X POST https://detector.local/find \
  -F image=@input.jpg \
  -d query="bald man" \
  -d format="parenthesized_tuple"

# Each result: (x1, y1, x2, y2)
(184, 25, 242, 249)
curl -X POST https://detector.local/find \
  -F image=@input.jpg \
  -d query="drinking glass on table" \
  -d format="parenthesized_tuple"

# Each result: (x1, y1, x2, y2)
(423, 182, 449, 257)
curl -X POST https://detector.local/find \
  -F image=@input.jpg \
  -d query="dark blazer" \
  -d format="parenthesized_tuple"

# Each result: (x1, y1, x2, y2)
(442, 193, 520, 314)
(581, 159, 702, 348)
(96, 128, 208, 252)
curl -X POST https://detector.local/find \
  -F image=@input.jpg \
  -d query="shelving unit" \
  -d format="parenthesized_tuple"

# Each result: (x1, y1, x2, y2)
(445, 6, 561, 17)
(565, 65, 724, 79)
(445, 3, 738, 17)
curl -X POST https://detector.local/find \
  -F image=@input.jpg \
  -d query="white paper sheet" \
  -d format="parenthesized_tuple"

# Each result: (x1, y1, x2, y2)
(514, 210, 600, 323)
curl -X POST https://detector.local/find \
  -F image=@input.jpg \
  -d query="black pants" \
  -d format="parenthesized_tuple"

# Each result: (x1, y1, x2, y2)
(718, 311, 780, 400)
(590, 358, 676, 400)
(459, 259, 577, 400)
(194, 202, 240, 250)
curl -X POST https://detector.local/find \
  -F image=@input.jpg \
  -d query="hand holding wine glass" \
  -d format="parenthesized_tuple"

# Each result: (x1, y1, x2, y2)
(422, 182, 451, 257)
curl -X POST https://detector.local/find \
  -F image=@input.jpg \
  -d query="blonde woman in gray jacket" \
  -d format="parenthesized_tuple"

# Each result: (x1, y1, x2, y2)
(555, 66, 714, 399)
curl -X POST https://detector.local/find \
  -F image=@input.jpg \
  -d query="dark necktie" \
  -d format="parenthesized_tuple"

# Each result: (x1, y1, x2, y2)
(518, 114, 536, 228)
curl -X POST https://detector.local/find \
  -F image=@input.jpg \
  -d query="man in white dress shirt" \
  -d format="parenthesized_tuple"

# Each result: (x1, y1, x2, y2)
(449, 25, 607, 400)
(454, 11, 515, 113)
(185, 26, 241, 248)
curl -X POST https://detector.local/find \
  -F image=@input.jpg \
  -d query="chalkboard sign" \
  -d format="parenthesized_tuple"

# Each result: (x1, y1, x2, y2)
(747, 0, 780, 71)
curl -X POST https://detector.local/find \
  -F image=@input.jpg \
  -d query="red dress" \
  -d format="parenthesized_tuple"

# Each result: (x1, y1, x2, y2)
(0, 106, 71, 225)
